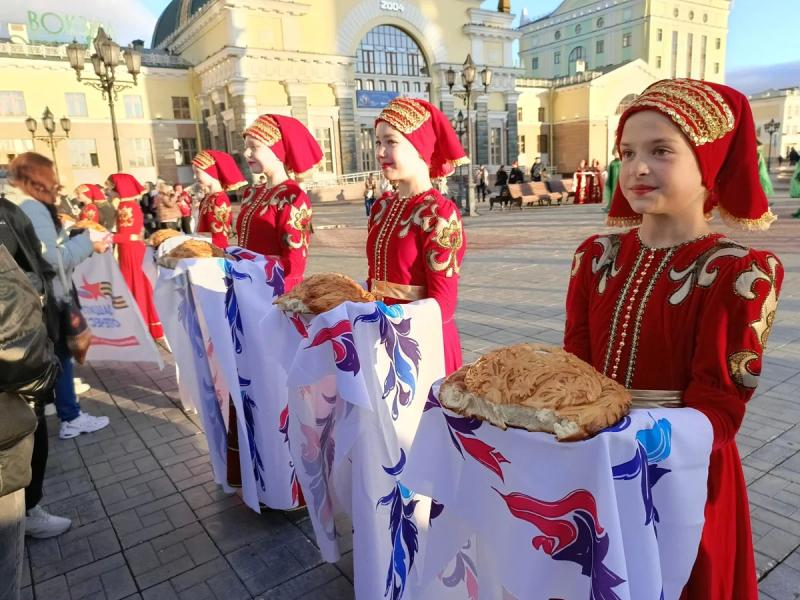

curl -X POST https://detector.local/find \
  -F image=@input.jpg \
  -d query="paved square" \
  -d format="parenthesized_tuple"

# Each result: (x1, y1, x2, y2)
(25, 196, 800, 599)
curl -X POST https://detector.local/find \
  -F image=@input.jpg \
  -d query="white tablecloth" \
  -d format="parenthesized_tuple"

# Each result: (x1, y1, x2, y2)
(401, 381, 714, 600)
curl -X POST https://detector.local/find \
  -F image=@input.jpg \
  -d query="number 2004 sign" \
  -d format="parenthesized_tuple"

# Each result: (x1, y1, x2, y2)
(380, 0, 405, 12)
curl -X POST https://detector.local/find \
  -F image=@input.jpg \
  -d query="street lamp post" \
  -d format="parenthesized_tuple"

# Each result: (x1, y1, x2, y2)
(764, 118, 780, 172)
(446, 55, 492, 217)
(450, 110, 467, 209)
(66, 28, 142, 171)
(25, 106, 71, 183)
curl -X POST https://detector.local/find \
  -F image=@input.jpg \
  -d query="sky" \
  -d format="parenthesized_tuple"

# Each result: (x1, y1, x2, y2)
(115, 0, 800, 92)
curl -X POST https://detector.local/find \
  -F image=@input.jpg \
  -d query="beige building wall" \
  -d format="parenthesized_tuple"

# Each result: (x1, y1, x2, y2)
(517, 59, 658, 174)
(749, 88, 800, 162)
(519, 0, 730, 84)
(0, 43, 196, 190)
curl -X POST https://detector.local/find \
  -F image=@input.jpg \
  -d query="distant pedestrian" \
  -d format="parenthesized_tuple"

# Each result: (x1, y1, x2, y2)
(476, 165, 488, 201)
(495, 164, 508, 191)
(530, 157, 543, 182)
(508, 161, 524, 184)
(364, 173, 377, 216)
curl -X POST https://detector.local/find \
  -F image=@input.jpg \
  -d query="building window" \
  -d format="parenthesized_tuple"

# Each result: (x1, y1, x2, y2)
(68, 139, 99, 168)
(314, 127, 334, 173)
(715, 38, 721, 50)
(622, 33, 632, 48)
(596, 39, 604, 54)
(402, 81, 410, 93)
(532, 57, 539, 70)
(359, 128, 374, 172)
(657, 28, 663, 42)
(519, 135, 526, 153)
(386, 51, 397, 75)
(174, 137, 197, 165)
(537, 134, 548, 153)
(689, 10, 694, 20)
(517, 107, 523, 122)
(413, 81, 421, 92)
(355, 79, 362, 90)
(125, 138, 153, 167)
(673, 8, 679, 17)
(671, 31, 679, 78)
(596, 17, 604, 28)
(656, 55, 662, 69)
(538, 107, 546, 122)
(700, 35, 707, 79)
(359, 49, 375, 74)
(123, 95, 144, 119)
(554, 51, 561, 65)
(703, 13, 708, 23)
(0, 139, 33, 168)
(489, 127, 503, 165)
(390, 80, 398, 92)
(355, 25, 426, 78)
(0, 91, 25, 116)
(714, 62, 720, 74)
(365, 80, 374, 91)
(575, 24, 582, 34)
(555, 30, 561, 41)
(378, 80, 386, 91)
(172, 96, 191, 119)
(65, 93, 87, 117)
(623, 8, 632, 20)
(686, 33, 694, 78)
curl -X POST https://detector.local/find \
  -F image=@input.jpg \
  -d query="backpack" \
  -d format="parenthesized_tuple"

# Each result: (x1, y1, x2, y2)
(0, 244, 59, 399)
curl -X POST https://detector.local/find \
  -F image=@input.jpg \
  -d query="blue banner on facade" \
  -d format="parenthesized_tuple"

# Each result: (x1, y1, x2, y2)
(356, 90, 400, 109)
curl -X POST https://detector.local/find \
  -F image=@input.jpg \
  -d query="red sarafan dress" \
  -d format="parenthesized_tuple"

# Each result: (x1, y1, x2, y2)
(197, 191, 232, 250)
(367, 188, 466, 375)
(236, 180, 312, 292)
(113, 199, 163, 339)
(565, 228, 783, 599)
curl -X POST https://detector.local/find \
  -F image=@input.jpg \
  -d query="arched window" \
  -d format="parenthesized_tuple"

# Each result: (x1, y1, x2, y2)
(615, 93, 638, 115)
(355, 25, 427, 78)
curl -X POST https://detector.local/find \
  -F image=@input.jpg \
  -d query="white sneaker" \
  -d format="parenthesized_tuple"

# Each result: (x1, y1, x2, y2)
(73, 378, 91, 395)
(25, 505, 72, 538)
(59, 412, 110, 439)
(44, 403, 56, 417)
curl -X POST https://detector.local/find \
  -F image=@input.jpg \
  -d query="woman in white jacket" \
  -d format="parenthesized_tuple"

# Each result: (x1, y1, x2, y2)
(10, 153, 110, 441)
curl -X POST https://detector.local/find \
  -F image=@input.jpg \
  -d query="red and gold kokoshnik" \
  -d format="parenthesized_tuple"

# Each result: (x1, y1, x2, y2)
(191, 150, 215, 170)
(626, 79, 735, 145)
(378, 97, 431, 134)
(243, 115, 282, 146)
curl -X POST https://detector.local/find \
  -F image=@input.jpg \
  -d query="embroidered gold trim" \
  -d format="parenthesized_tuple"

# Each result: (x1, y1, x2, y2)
(370, 280, 427, 302)
(378, 97, 431, 134)
(191, 151, 215, 170)
(226, 180, 247, 192)
(625, 250, 674, 388)
(451, 156, 471, 168)
(606, 215, 642, 228)
(716, 205, 777, 231)
(602, 246, 646, 376)
(628, 79, 735, 145)
(118, 206, 134, 228)
(243, 115, 281, 146)
(728, 350, 760, 389)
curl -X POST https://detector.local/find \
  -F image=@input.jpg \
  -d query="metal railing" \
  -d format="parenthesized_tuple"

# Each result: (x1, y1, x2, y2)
(305, 170, 382, 190)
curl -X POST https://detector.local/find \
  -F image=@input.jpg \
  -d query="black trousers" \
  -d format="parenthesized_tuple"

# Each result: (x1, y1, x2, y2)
(180, 216, 192, 234)
(24, 399, 48, 512)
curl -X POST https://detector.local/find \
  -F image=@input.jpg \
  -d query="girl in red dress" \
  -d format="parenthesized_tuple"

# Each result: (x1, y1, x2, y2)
(76, 183, 116, 230)
(564, 79, 782, 599)
(191, 150, 246, 249)
(238, 114, 322, 291)
(369, 97, 468, 375)
(106, 173, 164, 339)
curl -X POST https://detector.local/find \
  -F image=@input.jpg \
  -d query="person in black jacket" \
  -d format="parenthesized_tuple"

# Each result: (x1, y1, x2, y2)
(0, 193, 72, 541)
(508, 161, 524, 184)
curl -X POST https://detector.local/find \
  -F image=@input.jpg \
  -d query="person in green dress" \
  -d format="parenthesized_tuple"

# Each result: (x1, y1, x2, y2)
(603, 149, 621, 213)
(756, 142, 774, 197)
(791, 159, 800, 217)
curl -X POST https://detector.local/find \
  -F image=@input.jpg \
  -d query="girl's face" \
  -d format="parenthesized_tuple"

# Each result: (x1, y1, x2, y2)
(375, 121, 428, 184)
(193, 166, 216, 190)
(619, 110, 706, 219)
(243, 135, 280, 175)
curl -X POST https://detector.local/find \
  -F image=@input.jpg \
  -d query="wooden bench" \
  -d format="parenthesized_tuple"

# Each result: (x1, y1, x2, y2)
(546, 178, 574, 203)
(531, 181, 563, 205)
(507, 183, 560, 207)
(489, 187, 521, 210)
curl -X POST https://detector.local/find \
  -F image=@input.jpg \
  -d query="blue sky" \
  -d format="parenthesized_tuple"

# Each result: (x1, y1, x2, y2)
(136, 0, 797, 87)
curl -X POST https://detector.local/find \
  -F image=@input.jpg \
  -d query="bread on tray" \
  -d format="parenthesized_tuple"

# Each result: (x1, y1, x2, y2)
(439, 343, 631, 442)
(273, 273, 375, 314)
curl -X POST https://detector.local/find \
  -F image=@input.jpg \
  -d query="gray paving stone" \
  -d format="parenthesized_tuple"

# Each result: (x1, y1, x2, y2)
(759, 562, 800, 600)
(258, 564, 344, 599)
